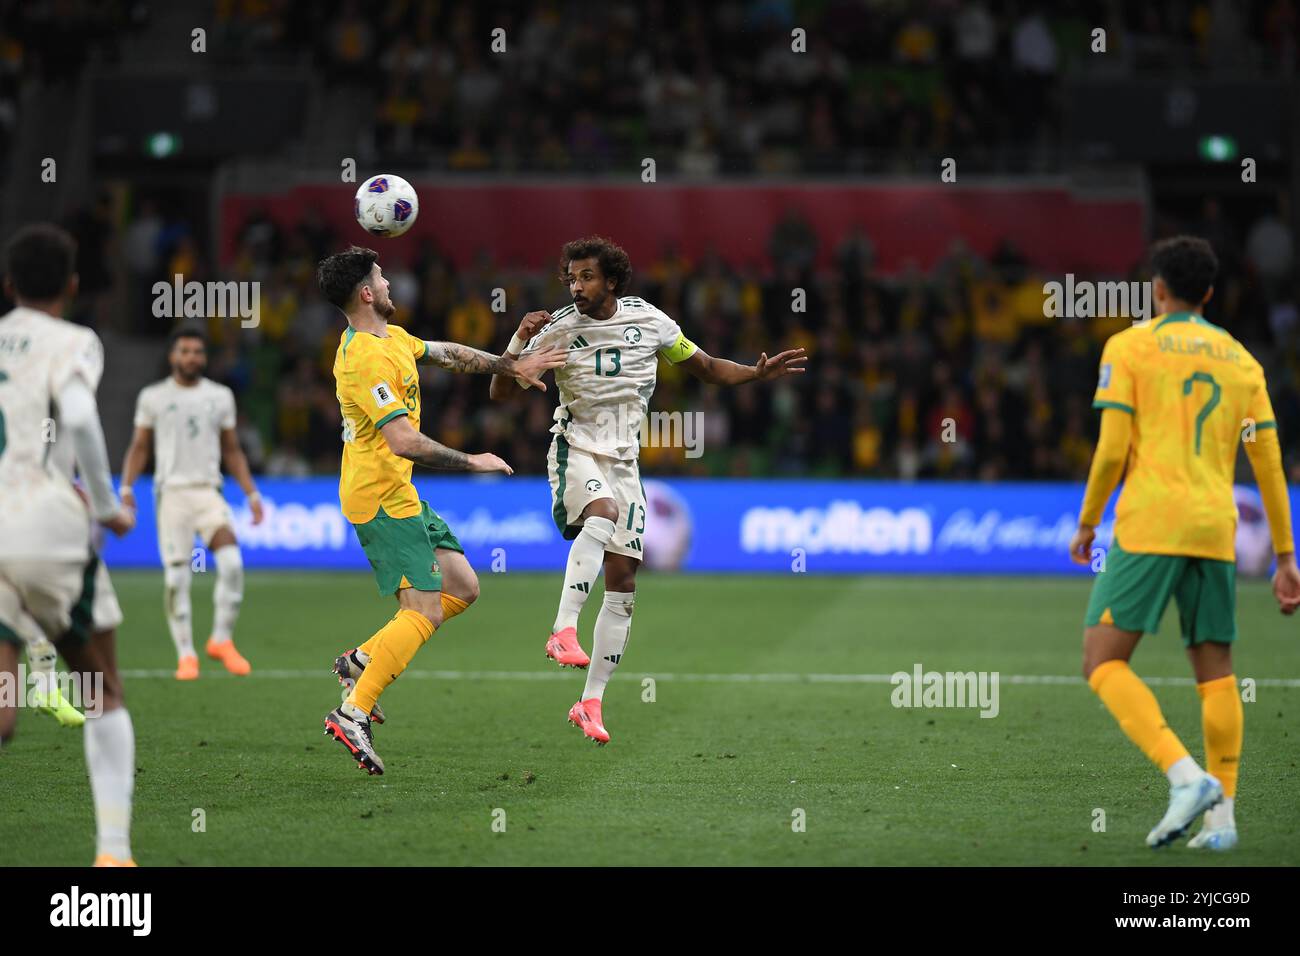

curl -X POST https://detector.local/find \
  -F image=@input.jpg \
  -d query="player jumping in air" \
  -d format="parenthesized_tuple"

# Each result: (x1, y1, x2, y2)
(0, 224, 138, 866)
(1070, 236, 1300, 850)
(317, 246, 565, 775)
(120, 328, 263, 679)
(490, 236, 806, 745)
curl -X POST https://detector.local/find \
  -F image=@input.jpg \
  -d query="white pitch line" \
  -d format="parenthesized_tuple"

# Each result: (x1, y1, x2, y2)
(117, 669, 1300, 688)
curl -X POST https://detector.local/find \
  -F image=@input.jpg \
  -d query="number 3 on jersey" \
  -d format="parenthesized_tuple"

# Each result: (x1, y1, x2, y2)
(1182, 371, 1220, 455)
(594, 347, 621, 377)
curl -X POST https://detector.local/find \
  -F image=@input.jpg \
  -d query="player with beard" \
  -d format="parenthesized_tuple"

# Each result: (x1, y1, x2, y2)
(121, 328, 263, 679)
(316, 246, 565, 774)
(490, 236, 806, 745)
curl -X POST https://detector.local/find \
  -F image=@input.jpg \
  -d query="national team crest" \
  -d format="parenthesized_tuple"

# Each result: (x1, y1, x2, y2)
(623, 327, 642, 345)
(585, 479, 603, 492)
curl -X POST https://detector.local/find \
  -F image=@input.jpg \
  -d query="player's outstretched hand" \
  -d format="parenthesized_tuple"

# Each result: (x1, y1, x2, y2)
(1272, 553, 1300, 615)
(510, 347, 567, 391)
(468, 452, 513, 476)
(103, 504, 136, 537)
(249, 495, 265, 525)
(755, 347, 808, 381)
(1068, 524, 1096, 566)
(516, 310, 552, 342)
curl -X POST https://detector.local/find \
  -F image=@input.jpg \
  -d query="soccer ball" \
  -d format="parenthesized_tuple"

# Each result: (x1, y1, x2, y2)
(354, 174, 419, 238)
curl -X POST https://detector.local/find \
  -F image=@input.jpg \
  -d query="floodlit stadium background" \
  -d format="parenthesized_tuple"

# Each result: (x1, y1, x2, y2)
(1, 0, 1296, 573)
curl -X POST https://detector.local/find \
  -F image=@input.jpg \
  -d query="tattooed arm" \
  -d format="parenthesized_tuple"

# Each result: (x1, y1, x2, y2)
(380, 416, 513, 474)
(420, 341, 512, 374)
(421, 340, 566, 389)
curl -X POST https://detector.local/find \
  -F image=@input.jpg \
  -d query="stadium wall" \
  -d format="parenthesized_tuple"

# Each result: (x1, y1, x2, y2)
(101, 478, 1285, 576)
(218, 182, 1146, 275)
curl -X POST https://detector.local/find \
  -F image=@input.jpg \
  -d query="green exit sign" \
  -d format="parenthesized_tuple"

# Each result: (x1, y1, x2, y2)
(145, 132, 181, 158)
(1197, 135, 1237, 162)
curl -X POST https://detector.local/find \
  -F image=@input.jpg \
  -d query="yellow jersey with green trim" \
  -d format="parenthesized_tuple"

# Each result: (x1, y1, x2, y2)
(1093, 310, 1276, 561)
(333, 323, 427, 524)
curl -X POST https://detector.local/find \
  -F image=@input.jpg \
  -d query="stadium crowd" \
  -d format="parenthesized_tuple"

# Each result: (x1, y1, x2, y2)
(3, 0, 1298, 481)
(144, 195, 1297, 483)
(218, 0, 1297, 176)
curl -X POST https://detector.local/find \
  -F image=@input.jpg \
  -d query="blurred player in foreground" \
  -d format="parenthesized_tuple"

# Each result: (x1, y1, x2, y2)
(0, 224, 137, 865)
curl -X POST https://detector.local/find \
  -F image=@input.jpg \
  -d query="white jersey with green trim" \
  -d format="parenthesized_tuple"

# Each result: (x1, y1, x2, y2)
(522, 296, 697, 460)
(133, 376, 235, 490)
(0, 306, 103, 561)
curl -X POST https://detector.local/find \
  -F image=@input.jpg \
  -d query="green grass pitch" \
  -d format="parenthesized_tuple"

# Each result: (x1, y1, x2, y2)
(3, 571, 1297, 866)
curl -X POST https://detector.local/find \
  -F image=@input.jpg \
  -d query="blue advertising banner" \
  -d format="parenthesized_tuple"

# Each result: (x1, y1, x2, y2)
(99, 478, 1287, 576)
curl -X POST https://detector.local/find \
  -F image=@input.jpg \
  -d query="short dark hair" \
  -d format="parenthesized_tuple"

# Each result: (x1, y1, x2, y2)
(4, 223, 77, 300)
(559, 236, 632, 296)
(317, 246, 380, 309)
(1150, 236, 1218, 305)
(168, 326, 206, 350)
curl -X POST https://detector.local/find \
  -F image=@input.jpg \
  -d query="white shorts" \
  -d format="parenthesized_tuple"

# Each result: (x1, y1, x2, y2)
(546, 436, 646, 561)
(157, 485, 234, 566)
(0, 554, 118, 647)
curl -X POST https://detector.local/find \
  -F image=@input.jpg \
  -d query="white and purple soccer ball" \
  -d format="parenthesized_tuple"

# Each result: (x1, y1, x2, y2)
(354, 174, 419, 238)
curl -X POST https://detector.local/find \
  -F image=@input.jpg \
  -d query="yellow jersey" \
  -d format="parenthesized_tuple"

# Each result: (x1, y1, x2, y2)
(1092, 311, 1276, 561)
(333, 323, 427, 524)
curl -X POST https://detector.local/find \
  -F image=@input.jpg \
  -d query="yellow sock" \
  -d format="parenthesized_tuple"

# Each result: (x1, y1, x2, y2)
(441, 593, 469, 623)
(357, 596, 468, 656)
(1088, 659, 1190, 772)
(1197, 674, 1241, 798)
(347, 609, 435, 715)
(356, 619, 390, 660)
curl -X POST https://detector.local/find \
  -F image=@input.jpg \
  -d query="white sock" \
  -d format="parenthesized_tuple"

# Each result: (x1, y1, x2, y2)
(552, 516, 615, 632)
(25, 631, 58, 698)
(211, 544, 244, 643)
(84, 707, 135, 860)
(1207, 796, 1235, 828)
(582, 590, 635, 701)
(164, 563, 194, 658)
(1167, 755, 1201, 787)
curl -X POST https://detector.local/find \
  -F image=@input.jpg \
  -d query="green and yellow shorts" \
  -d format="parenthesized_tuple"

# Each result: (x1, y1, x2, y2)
(352, 502, 463, 596)
(1084, 538, 1237, 646)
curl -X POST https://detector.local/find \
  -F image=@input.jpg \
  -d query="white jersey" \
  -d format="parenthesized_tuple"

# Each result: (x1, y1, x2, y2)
(522, 296, 697, 459)
(0, 306, 104, 561)
(134, 376, 235, 490)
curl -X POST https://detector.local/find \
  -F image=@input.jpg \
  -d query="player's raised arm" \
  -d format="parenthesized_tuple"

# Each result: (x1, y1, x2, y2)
(677, 344, 808, 385)
(378, 415, 513, 475)
(421, 335, 564, 391)
(489, 310, 558, 400)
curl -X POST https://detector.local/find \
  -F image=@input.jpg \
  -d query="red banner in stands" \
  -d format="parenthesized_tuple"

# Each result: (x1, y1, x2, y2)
(219, 182, 1145, 276)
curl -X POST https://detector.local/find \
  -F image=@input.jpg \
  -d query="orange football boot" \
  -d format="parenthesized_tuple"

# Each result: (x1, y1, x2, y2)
(545, 626, 589, 668)
(205, 637, 251, 675)
(568, 698, 610, 745)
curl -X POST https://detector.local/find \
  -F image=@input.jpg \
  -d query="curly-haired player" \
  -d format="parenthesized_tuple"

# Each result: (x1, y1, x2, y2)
(490, 236, 807, 745)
